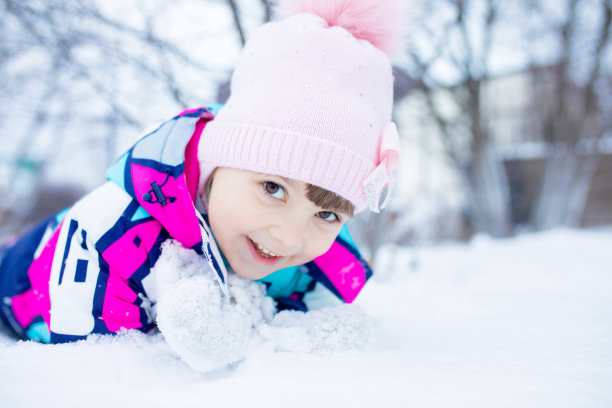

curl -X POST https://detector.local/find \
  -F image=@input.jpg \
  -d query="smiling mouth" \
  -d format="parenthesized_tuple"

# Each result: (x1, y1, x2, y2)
(248, 238, 283, 263)
(252, 240, 280, 259)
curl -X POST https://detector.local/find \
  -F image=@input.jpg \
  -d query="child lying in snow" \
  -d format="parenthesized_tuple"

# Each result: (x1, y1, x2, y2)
(0, 0, 406, 369)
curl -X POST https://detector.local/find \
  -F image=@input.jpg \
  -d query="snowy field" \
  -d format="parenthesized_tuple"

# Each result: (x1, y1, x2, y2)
(1, 228, 611, 408)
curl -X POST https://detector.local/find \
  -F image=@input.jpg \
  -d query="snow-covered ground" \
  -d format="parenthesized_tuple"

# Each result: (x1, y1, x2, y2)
(1, 228, 611, 407)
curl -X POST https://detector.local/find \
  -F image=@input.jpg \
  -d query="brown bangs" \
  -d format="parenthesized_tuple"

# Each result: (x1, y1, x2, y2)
(305, 184, 354, 217)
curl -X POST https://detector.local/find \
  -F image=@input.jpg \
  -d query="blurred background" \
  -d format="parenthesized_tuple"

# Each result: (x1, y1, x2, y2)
(1, 0, 611, 262)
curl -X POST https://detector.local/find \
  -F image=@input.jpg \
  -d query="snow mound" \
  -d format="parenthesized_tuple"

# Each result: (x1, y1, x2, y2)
(154, 241, 273, 372)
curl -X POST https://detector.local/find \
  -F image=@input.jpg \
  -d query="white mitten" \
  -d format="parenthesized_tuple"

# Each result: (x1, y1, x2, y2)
(154, 241, 274, 372)
(259, 304, 372, 354)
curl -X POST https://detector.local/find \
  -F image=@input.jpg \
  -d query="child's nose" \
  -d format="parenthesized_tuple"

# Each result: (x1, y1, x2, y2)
(269, 221, 303, 253)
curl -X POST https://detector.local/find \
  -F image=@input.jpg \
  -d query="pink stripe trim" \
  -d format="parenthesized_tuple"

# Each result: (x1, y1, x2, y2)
(101, 274, 142, 332)
(178, 108, 204, 116)
(101, 220, 162, 279)
(27, 226, 61, 327)
(132, 164, 200, 248)
(10, 226, 61, 329)
(314, 241, 366, 303)
(11, 289, 38, 328)
(184, 117, 209, 202)
(101, 220, 162, 332)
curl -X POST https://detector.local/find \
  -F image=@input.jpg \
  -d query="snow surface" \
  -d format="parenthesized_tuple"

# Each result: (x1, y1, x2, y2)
(1, 229, 612, 407)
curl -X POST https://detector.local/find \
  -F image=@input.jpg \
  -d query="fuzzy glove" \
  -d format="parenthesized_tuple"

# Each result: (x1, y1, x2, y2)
(258, 303, 372, 354)
(154, 241, 274, 372)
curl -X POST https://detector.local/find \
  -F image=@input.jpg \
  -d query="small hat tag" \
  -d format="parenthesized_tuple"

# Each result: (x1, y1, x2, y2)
(363, 122, 400, 213)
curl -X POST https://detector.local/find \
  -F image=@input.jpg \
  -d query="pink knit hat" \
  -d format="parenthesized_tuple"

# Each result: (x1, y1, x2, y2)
(198, 0, 407, 213)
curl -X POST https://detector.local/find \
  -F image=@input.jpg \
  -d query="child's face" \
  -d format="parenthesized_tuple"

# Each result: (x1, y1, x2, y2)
(205, 167, 349, 280)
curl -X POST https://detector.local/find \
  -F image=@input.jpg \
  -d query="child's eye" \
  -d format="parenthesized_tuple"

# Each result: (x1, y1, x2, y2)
(263, 181, 286, 200)
(316, 211, 339, 223)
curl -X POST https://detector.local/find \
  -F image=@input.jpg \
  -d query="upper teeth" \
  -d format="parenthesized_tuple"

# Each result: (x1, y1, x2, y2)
(255, 242, 279, 257)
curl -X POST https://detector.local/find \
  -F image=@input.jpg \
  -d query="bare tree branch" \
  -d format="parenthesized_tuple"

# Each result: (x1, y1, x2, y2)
(260, 0, 273, 22)
(481, 0, 496, 78)
(226, 0, 246, 46)
(580, 1, 611, 131)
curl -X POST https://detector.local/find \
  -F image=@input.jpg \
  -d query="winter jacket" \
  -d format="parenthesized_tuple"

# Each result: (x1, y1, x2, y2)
(0, 107, 372, 344)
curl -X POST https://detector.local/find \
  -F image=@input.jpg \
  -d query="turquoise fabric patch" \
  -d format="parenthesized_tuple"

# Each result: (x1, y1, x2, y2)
(338, 224, 358, 251)
(54, 207, 70, 224)
(257, 266, 313, 299)
(131, 206, 151, 222)
(106, 152, 129, 190)
(206, 104, 224, 115)
(26, 322, 50, 344)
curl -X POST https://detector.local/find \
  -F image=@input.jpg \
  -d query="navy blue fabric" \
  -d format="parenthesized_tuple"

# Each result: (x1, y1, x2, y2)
(50, 332, 87, 343)
(58, 219, 79, 285)
(302, 261, 343, 301)
(274, 280, 316, 312)
(276, 297, 308, 312)
(74, 259, 89, 283)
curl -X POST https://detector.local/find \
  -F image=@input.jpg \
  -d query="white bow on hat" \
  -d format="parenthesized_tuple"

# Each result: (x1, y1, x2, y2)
(362, 122, 400, 213)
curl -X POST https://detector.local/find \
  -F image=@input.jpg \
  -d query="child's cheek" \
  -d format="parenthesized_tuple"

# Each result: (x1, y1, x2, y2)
(304, 234, 337, 263)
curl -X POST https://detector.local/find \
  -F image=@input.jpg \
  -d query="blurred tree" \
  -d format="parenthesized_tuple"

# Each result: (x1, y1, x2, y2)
(408, 0, 513, 238)
(0, 0, 264, 238)
(526, 0, 612, 229)
(405, 0, 612, 236)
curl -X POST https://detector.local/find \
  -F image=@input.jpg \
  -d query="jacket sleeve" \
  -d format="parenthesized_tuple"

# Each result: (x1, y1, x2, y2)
(47, 182, 158, 343)
(47, 214, 109, 343)
(300, 224, 373, 305)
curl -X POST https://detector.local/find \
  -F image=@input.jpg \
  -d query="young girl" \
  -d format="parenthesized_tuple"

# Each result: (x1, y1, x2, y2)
(0, 0, 404, 352)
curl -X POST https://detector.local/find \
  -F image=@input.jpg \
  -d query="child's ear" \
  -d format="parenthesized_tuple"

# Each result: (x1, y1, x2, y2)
(200, 169, 217, 203)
